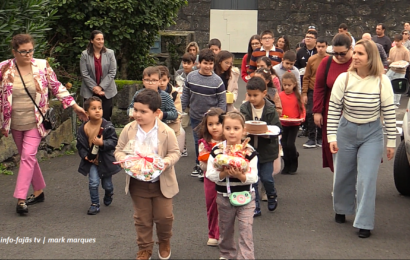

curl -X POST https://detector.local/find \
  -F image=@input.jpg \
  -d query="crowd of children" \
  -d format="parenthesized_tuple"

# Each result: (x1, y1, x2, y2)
(74, 28, 372, 260)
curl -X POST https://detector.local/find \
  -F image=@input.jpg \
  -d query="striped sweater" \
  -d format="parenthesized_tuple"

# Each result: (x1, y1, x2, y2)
(327, 72, 396, 147)
(248, 46, 284, 74)
(127, 88, 178, 121)
(181, 70, 226, 120)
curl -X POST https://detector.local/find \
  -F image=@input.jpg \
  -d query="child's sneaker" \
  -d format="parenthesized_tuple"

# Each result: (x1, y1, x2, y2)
(103, 192, 113, 206)
(316, 139, 323, 147)
(197, 167, 204, 181)
(207, 238, 218, 247)
(87, 204, 100, 215)
(136, 250, 152, 260)
(181, 148, 188, 157)
(191, 165, 200, 177)
(267, 196, 278, 211)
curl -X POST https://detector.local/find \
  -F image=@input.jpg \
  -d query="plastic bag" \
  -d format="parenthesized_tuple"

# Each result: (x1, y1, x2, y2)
(213, 138, 250, 172)
(114, 137, 164, 181)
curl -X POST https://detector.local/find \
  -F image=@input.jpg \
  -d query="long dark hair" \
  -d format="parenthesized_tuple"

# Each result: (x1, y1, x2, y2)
(196, 107, 225, 143)
(276, 35, 290, 52)
(256, 56, 279, 78)
(214, 50, 233, 80)
(282, 72, 304, 114)
(87, 30, 107, 55)
(246, 35, 261, 64)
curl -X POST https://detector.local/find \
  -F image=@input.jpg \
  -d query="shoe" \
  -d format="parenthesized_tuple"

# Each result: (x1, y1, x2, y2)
(316, 139, 323, 147)
(335, 213, 345, 223)
(197, 167, 204, 181)
(282, 158, 290, 174)
(267, 196, 278, 211)
(358, 229, 371, 238)
(16, 202, 28, 215)
(191, 165, 200, 177)
(136, 250, 152, 260)
(207, 238, 218, 247)
(25, 192, 45, 205)
(87, 204, 100, 215)
(103, 192, 113, 206)
(303, 139, 317, 148)
(181, 148, 188, 157)
(261, 193, 268, 201)
(158, 240, 171, 260)
(289, 153, 299, 174)
(254, 208, 262, 217)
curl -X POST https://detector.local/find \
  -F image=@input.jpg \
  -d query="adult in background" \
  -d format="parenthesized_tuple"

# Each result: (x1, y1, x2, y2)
(401, 30, 410, 51)
(313, 33, 353, 172)
(276, 35, 291, 52)
(328, 39, 395, 238)
(214, 50, 239, 112)
(241, 35, 261, 82)
(80, 30, 117, 121)
(372, 23, 392, 57)
(362, 33, 388, 67)
(179, 41, 199, 70)
(338, 23, 356, 48)
(0, 34, 87, 215)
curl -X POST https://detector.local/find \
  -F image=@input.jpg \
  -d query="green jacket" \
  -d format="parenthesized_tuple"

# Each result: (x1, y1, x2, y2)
(240, 99, 283, 163)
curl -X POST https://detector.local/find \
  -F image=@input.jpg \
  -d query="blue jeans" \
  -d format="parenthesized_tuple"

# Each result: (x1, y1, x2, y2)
(190, 117, 202, 165)
(89, 165, 113, 205)
(253, 162, 277, 210)
(333, 116, 383, 230)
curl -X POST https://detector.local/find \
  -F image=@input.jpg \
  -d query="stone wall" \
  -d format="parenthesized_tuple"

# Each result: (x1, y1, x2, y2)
(169, 0, 410, 51)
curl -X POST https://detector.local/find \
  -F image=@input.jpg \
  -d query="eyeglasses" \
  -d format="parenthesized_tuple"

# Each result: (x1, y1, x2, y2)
(261, 37, 273, 40)
(333, 50, 349, 57)
(143, 79, 159, 84)
(251, 42, 261, 46)
(305, 36, 316, 39)
(16, 49, 35, 56)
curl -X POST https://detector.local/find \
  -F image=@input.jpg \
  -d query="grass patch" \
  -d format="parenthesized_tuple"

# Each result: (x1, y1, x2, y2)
(0, 164, 13, 175)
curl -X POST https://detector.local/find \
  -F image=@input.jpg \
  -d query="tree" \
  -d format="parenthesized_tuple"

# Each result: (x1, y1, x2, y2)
(47, 0, 187, 80)
(0, 0, 58, 62)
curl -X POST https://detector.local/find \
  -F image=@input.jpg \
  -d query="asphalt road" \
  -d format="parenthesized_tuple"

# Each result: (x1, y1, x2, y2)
(1, 80, 410, 259)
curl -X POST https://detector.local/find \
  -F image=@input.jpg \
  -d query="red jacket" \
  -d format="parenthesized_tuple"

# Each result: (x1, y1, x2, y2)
(241, 54, 250, 82)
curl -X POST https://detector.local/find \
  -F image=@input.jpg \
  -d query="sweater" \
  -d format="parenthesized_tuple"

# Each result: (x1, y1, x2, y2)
(248, 46, 284, 74)
(127, 88, 178, 121)
(279, 92, 306, 126)
(295, 46, 317, 69)
(327, 72, 396, 148)
(302, 53, 328, 95)
(375, 42, 388, 67)
(372, 35, 392, 57)
(181, 70, 226, 120)
(241, 53, 250, 82)
(272, 63, 301, 93)
(388, 46, 410, 74)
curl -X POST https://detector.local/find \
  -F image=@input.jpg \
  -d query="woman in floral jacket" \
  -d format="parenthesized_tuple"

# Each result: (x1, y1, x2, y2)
(0, 34, 87, 215)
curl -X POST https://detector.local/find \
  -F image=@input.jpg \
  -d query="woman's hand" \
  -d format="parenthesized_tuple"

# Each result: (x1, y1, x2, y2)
(329, 141, 338, 154)
(1, 128, 8, 137)
(72, 104, 89, 122)
(314, 113, 323, 127)
(386, 147, 395, 160)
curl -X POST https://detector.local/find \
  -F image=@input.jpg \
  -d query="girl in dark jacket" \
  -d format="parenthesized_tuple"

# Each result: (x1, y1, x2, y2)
(76, 96, 121, 215)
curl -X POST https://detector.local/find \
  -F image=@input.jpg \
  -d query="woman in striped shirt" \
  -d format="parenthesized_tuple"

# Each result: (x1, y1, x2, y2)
(327, 39, 396, 239)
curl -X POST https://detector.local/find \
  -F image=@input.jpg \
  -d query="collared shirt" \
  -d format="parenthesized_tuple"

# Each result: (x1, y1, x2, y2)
(135, 120, 159, 182)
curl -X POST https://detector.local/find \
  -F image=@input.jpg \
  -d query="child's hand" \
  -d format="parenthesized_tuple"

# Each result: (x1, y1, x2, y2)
(85, 156, 97, 164)
(163, 162, 170, 171)
(227, 166, 244, 179)
(158, 110, 164, 120)
(92, 135, 103, 147)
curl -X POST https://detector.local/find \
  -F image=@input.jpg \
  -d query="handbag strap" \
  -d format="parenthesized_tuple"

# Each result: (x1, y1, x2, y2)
(15, 62, 46, 120)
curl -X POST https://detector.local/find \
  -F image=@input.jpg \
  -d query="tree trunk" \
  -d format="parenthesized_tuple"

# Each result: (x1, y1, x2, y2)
(120, 53, 128, 79)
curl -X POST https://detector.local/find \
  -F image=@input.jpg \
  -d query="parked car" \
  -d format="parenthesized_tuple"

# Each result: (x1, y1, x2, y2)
(392, 78, 410, 195)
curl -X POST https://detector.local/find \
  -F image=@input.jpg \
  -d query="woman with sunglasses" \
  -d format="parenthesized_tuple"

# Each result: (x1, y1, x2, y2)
(312, 33, 353, 173)
(327, 39, 395, 238)
(80, 30, 117, 121)
(241, 35, 261, 82)
(0, 34, 88, 215)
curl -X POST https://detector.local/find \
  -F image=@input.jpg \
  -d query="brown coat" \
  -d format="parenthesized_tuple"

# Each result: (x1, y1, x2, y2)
(114, 119, 181, 198)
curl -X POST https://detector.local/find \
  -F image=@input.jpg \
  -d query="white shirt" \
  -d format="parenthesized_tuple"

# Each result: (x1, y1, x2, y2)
(251, 104, 264, 121)
(135, 120, 159, 182)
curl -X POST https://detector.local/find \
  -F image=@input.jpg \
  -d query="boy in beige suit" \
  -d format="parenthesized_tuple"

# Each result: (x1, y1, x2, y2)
(114, 89, 181, 260)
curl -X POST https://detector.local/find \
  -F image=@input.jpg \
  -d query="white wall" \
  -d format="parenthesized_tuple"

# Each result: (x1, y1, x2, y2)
(210, 10, 258, 53)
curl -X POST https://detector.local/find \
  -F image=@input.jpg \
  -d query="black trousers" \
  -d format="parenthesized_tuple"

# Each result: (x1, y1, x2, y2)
(307, 90, 322, 141)
(84, 95, 113, 121)
(282, 125, 299, 160)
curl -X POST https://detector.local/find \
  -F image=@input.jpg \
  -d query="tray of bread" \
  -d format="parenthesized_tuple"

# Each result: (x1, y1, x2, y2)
(389, 60, 409, 68)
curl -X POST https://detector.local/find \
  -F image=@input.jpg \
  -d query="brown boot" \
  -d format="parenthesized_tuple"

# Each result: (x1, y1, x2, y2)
(158, 240, 171, 260)
(136, 250, 152, 260)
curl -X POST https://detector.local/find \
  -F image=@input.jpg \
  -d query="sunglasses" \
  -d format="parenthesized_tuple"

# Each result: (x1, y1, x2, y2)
(333, 50, 349, 57)
(308, 26, 316, 29)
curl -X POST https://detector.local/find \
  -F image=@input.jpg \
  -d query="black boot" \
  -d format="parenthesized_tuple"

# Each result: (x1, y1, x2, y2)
(289, 152, 299, 174)
(281, 157, 290, 174)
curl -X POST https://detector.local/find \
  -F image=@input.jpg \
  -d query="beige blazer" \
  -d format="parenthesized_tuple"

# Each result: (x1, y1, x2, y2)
(114, 119, 181, 198)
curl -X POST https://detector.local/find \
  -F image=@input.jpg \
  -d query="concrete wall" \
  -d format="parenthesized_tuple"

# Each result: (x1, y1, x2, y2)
(169, 0, 410, 52)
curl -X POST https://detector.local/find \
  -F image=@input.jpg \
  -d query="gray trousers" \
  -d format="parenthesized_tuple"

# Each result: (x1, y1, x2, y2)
(333, 116, 383, 230)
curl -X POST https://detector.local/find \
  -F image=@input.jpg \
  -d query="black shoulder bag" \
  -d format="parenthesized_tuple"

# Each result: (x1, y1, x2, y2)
(15, 63, 56, 130)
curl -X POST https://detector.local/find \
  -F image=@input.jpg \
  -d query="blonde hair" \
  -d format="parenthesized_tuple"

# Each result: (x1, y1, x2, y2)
(348, 39, 384, 76)
(185, 42, 199, 54)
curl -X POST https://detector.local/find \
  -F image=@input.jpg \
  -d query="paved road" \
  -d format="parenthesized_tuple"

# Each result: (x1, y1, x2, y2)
(1, 80, 410, 259)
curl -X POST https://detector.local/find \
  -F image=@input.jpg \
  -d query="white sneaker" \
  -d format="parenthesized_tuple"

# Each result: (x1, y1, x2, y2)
(207, 238, 218, 247)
